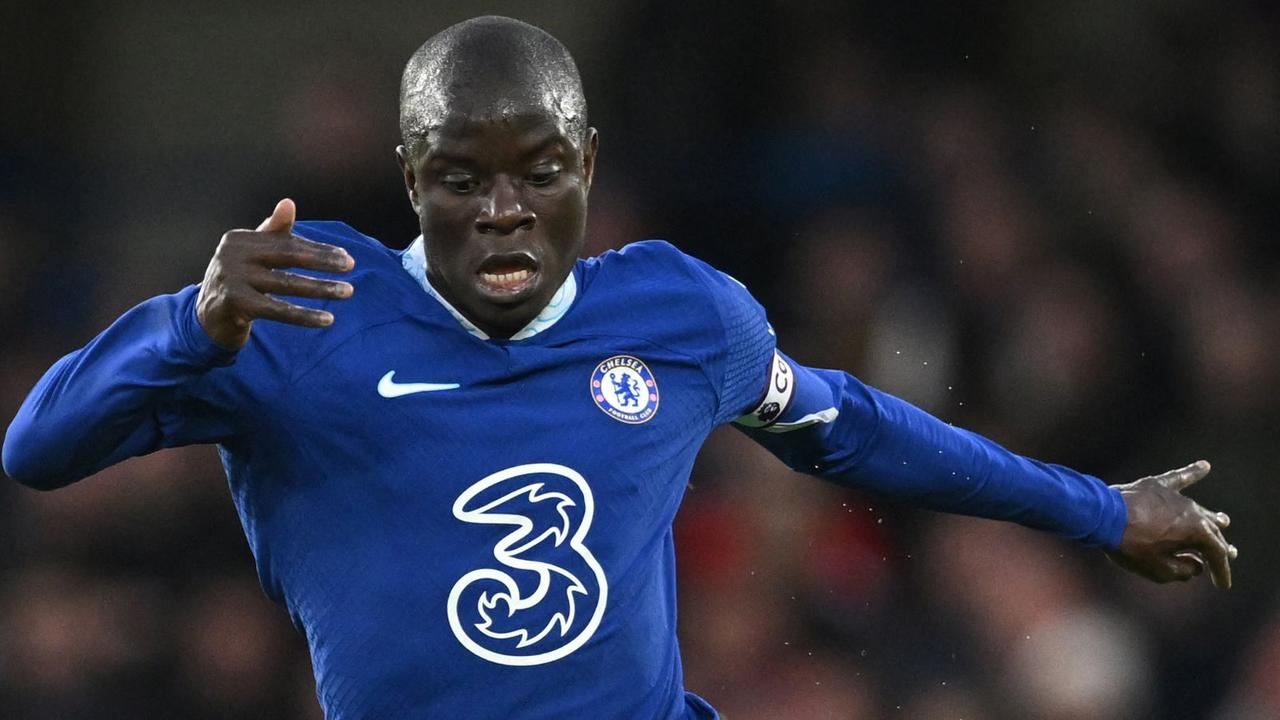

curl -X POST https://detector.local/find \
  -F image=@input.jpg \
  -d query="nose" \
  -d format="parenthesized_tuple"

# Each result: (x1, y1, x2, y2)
(475, 176, 535, 235)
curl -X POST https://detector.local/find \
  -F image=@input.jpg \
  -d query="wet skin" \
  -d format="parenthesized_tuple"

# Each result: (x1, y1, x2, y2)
(396, 110, 598, 339)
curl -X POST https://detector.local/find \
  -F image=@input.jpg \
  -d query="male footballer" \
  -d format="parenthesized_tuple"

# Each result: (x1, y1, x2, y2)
(3, 16, 1235, 720)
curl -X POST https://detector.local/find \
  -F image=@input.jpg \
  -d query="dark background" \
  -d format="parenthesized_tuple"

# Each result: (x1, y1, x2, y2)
(1, 2, 1277, 718)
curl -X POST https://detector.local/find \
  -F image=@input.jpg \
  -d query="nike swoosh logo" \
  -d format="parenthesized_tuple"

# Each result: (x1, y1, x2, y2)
(377, 371, 460, 398)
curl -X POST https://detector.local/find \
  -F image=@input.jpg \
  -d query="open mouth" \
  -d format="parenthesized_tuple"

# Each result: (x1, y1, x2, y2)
(476, 252, 541, 297)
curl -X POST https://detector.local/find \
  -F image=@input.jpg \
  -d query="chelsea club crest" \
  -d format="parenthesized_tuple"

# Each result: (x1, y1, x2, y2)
(590, 356, 659, 424)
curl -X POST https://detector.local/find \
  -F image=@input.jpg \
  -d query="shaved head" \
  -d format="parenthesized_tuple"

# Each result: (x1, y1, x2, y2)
(399, 16, 588, 158)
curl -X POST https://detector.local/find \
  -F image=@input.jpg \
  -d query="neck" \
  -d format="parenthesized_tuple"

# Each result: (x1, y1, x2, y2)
(403, 237, 578, 342)
(424, 267, 533, 339)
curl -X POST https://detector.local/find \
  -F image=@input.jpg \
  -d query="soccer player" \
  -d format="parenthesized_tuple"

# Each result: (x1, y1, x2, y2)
(2, 15, 1236, 720)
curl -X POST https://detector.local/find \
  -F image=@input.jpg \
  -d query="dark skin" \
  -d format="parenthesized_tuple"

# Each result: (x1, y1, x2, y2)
(1108, 460, 1236, 587)
(196, 198, 355, 350)
(193, 76, 1235, 590)
(394, 108, 598, 338)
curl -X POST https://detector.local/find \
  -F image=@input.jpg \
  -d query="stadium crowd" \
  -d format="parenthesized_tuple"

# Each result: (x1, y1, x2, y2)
(1, 2, 1276, 718)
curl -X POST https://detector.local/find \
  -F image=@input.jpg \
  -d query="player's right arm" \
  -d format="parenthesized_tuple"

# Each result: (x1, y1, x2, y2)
(2, 199, 353, 490)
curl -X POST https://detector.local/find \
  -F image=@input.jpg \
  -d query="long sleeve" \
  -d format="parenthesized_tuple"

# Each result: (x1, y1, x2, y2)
(735, 352, 1129, 549)
(608, 242, 1128, 549)
(3, 285, 240, 490)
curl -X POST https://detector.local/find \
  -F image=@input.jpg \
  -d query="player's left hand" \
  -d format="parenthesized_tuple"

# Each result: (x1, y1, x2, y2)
(1105, 460, 1236, 588)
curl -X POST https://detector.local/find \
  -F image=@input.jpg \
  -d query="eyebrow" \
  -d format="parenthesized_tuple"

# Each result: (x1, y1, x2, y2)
(427, 130, 571, 166)
(520, 132, 570, 159)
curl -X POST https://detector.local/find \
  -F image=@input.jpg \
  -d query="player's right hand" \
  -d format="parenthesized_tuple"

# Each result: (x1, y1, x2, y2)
(196, 198, 355, 350)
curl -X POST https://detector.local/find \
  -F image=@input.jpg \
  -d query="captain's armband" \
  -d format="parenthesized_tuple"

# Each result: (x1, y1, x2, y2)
(734, 351, 796, 428)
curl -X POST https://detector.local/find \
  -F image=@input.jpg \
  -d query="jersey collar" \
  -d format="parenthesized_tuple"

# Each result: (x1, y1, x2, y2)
(400, 235, 577, 341)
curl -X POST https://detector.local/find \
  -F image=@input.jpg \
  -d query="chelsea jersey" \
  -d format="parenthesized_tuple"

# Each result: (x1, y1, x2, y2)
(2, 221, 1128, 720)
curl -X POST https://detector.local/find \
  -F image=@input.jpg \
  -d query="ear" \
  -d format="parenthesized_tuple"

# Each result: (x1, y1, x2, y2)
(581, 128, 599, 192)
(396, 145, 422, 215)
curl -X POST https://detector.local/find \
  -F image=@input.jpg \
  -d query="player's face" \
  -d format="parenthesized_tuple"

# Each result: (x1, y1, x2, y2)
(397, 106, 598, 339)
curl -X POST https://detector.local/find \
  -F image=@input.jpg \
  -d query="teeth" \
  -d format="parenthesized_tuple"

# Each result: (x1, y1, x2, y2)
(480, 269, 533, 286)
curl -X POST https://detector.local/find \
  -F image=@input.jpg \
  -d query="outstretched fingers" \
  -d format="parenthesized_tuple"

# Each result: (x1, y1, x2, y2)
(241, 292, 336, 328)
(199, 200, 359, 348)
(251, 268, 354, 301)
(253, 234, 355, 273)
(1157, 460, 1212, 492)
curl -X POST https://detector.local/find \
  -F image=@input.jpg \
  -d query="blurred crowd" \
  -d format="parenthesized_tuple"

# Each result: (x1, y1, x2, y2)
(1, 2, 1276, 718)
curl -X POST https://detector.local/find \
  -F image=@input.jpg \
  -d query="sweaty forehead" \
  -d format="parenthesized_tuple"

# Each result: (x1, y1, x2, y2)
(415, 76, 578, 140)
(423, 111, 576, 167)
(400, 19, 587, 155)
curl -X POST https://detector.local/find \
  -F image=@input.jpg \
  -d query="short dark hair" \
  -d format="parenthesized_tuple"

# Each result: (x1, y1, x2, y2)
(399, 16, 588, 157)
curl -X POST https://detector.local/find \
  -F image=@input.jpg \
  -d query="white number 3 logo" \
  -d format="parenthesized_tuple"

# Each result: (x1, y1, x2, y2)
(447, 463, 609, 666)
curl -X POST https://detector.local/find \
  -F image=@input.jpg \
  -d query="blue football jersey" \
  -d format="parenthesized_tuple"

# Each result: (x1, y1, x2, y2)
(220, 225, 770, 718)
(3, 222, 1127, 719)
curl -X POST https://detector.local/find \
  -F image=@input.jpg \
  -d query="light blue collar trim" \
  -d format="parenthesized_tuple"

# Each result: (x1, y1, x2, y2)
(401, 235, 576, 341)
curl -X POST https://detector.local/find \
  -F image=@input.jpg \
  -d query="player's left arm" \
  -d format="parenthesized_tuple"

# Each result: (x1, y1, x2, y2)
(668, 243, 1233, 588)
(734, 351, 1236, 588)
